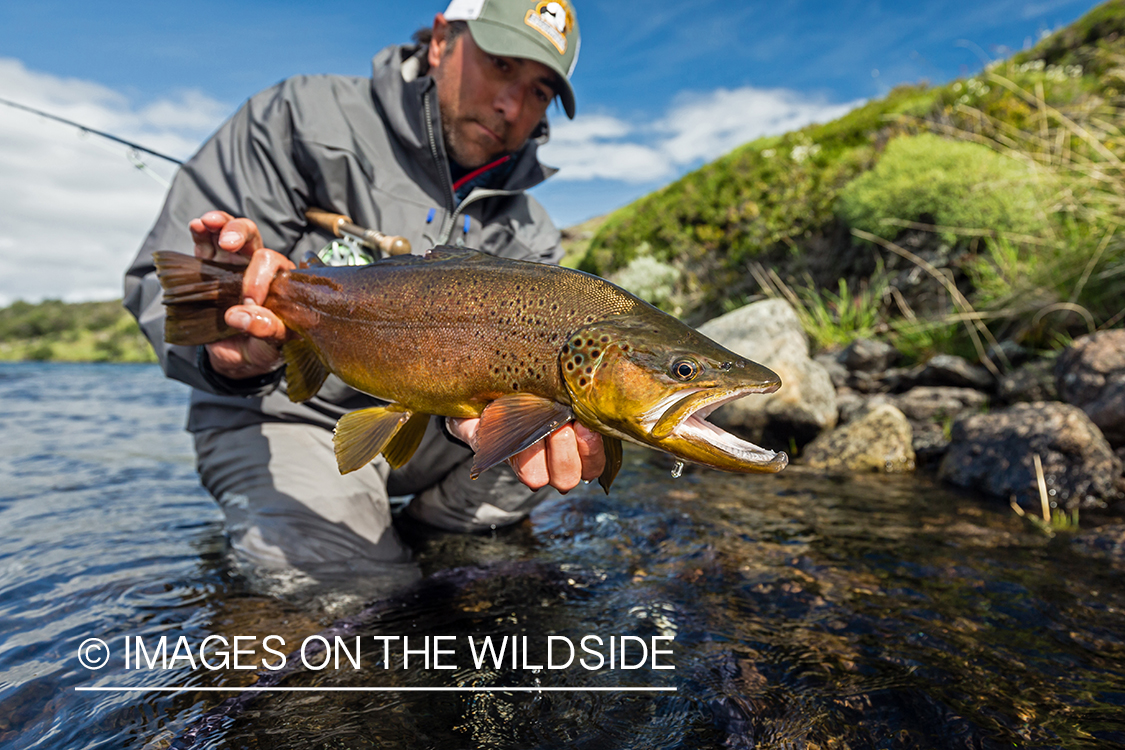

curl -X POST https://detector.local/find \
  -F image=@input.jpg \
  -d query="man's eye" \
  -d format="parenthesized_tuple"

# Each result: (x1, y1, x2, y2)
(491, 56, 510, 72)
(535, 88, 551, 103)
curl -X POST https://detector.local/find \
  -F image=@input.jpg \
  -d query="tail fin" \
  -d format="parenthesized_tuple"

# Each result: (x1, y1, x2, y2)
(153, 251, 245, 345)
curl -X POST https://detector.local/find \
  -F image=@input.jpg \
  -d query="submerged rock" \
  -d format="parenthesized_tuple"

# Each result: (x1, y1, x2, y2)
(802, 403, 915, 473)
(699, 299, 837, 447)
(1072, 524, 1125, 564)
(1056, 330, 1125, 447)
(938, 402, 1121, 510)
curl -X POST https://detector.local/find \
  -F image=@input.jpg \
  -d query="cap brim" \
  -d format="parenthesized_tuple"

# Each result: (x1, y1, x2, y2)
(467, 18, 576, 118)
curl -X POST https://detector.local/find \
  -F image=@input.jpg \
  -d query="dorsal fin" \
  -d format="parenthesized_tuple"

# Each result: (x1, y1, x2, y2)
(470, 393, 573, 479)
(298, 250, 327, 269)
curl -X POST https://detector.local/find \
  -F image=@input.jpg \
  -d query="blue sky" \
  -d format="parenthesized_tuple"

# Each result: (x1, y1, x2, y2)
(0, 0, 1106, 303)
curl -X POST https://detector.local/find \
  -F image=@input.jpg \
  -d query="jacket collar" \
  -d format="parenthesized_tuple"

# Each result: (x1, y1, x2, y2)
(369, 43, 557, 196)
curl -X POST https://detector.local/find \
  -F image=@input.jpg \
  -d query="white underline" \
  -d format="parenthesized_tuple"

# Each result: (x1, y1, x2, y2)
(75, 686, 676, 693)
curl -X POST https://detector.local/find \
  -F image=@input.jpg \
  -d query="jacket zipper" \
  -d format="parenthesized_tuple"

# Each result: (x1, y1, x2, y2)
(423, 93, 457, 239)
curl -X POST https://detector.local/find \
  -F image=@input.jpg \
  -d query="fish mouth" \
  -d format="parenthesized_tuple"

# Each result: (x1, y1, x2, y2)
(641, 385, 788, 472)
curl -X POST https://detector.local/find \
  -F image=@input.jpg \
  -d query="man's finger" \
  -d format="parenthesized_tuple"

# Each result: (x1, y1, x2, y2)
(544, 424, 582, 493)
(574, 424, 606, 482)
(218, 217, 264, 257)
(190, 211, 236, 260)
(509, 442, 550, 491)
(225, 304, 288, 341)
(242, 248, 296, 306)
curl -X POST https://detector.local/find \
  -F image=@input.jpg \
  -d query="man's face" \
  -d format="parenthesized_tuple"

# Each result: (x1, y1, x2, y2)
(429, 16, 558, 168)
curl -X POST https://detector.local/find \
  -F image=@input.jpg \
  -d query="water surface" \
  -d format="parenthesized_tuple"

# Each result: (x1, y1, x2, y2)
(1, 363, 1123, 748)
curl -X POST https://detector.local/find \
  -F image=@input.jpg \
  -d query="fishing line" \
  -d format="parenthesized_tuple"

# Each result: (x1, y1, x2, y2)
(0, 95, 185, 187)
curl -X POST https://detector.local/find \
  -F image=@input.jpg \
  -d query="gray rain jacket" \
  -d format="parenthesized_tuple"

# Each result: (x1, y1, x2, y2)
(124, 43, 564, 524)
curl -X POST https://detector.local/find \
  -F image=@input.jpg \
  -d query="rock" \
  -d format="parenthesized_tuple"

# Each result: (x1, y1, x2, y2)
(814, 352, 848, 389)
(802, 403, 916, 473)
(887, 387, 988, 466)
(917, 354, 994, 390)
(998, 358, 1058, 404)
(698, 299, 838, 447)
(1072, 524, 1125, 563)
(938, 402, 1121, 510)
(987, 339, 1034, 368)
(1056, 330, 1125, 447)
(841, 338, 900, 373)
(835, 389, 889, 425)
(891, 386, 988, 422)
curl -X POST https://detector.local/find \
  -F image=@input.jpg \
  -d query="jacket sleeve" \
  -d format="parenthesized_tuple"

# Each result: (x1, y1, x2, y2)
(123, 81, 311, 393)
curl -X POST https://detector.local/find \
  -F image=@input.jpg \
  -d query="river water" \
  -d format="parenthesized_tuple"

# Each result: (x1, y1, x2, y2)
(1, 362, 1123, 748)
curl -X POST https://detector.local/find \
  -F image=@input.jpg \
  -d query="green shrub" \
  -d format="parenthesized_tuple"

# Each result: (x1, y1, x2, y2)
(836, 133, 1049, 242)
(610, 253, 681, 312)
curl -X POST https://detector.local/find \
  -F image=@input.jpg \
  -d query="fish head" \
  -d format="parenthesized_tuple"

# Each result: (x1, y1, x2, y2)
(560, 317, 789, 473)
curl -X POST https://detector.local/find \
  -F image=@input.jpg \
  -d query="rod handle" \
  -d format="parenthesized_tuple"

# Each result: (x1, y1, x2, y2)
(304, 208, 412, 256)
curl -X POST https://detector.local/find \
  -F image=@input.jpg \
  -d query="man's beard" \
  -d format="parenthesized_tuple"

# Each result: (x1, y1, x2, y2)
(441, 116, 507, 169)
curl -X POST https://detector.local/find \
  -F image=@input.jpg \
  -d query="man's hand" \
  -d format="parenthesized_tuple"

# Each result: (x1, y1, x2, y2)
(448, 418, 606, 493)
(189, 211, 295, 380)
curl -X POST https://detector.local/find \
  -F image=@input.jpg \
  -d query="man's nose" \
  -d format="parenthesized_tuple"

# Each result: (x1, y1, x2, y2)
(493, 82, 524, 122)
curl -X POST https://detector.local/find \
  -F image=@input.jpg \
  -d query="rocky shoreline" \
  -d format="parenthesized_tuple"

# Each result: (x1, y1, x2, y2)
(701, 299, 1125, 529)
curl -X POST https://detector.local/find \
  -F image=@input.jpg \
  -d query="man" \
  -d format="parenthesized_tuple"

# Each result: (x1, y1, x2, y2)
(124, 0, 603, 585)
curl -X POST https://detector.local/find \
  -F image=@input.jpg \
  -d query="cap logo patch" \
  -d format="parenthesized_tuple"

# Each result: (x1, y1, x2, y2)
(525, 0, 572, 55)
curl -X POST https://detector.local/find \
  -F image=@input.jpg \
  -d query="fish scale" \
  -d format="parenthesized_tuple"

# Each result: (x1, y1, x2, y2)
(155, 246, 788, 490)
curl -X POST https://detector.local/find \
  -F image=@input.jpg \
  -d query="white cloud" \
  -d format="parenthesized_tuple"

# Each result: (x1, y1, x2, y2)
(0, 58, 230, 305)
(540, 86, 862, 183)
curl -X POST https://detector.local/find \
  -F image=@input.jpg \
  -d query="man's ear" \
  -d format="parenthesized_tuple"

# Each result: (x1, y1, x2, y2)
(428, 14, 449, 71)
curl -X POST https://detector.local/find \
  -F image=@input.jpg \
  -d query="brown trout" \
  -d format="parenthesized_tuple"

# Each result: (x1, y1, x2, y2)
(154, 247, 788, 491)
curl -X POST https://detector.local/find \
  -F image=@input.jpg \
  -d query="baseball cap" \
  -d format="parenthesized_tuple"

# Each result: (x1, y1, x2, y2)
(443, 0, 580, 118)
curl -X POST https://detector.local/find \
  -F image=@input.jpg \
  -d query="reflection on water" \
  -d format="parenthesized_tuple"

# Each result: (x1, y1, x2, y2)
(1, 363, 1124, 748)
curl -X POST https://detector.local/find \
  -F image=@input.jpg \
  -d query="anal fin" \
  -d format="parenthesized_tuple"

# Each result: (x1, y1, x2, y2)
(283, 338, 330, 402)
(598, 435, 623, 494)
(470, 393, 573, 479)
(382, 412, 430, 469)
(333, 404, 412, 474)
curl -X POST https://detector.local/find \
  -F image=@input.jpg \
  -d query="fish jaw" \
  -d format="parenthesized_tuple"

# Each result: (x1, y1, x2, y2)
(638, 386, 789, 473)
(561, 320, 789, 475)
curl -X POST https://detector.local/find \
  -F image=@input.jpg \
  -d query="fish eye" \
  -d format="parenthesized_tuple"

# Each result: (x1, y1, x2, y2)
(671, 359, 699, 381)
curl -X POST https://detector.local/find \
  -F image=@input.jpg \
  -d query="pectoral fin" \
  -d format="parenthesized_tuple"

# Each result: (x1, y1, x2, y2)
(283, 338, 330, 402)
(470, 394, 574, 479)
(598, 435, 623, 495)
(333, 404, 412, 474)
(382, 411, 430, 469)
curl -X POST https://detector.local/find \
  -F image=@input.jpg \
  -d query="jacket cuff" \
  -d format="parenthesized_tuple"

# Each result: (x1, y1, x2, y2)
(197, 346, 284, 397)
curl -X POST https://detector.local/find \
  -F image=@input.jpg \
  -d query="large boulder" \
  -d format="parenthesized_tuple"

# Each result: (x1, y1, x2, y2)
(938, 402, 1121, 510)
(1056, 330, 1125, 447)
(698, 299, 837, 446)
(802, 403, 916, 473)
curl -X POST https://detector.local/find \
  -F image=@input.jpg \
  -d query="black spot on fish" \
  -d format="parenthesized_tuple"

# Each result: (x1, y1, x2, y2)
(600, 335, 609, 343)
(591, 349, 600, 358)
(585, 367, 592, 375)
(566, 362, 574, 371)
(579, 377, 587, 386)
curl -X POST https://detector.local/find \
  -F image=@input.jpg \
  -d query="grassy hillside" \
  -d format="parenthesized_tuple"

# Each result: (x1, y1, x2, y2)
(0, 299, 157, 363)
(581, 0, 1125, 361)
